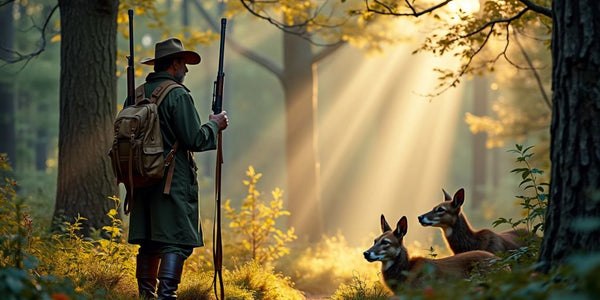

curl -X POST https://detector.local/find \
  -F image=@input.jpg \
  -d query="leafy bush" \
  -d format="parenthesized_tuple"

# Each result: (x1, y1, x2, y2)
(224, 166, 297, 265)
(41, 196, 137, 299)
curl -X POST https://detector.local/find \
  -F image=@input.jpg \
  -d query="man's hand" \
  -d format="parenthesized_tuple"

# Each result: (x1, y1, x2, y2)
(209, 111, 229, 131)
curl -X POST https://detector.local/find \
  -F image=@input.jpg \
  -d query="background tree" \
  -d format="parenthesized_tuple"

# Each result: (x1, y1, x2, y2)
(356, 0, 599, 271)
(0, 1, 17, 168)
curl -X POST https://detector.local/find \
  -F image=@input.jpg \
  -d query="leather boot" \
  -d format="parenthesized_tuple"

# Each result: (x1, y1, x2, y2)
(157, 253, 185, 299)
(136, 254, 160, 299)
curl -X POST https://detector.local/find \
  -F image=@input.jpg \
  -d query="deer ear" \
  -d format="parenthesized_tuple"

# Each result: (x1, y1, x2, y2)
(442, 188, 452, 201)
(452, 188, 465, 208)
(395, 216, 408, 238)
(381, 214, 392, 233)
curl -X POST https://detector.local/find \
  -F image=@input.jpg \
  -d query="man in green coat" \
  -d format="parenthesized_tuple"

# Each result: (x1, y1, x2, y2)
(127, 38, 229, 299)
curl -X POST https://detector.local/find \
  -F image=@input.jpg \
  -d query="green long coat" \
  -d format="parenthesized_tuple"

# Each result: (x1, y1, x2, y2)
(127, 72, 219, 247)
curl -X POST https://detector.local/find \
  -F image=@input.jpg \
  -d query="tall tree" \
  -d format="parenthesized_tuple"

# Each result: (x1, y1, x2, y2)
(361, 0, 600, 271)
(52, 0, 119, 235)
(0, 1, 17, 167)
(538, 0, 600, 271)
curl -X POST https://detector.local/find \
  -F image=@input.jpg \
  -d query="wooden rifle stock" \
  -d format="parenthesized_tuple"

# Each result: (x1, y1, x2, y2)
(126, 9, 135, 106)
(212, 17, 226, 300)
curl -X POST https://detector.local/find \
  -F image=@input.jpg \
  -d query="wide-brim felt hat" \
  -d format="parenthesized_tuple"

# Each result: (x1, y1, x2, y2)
(140, 38, 201, 65)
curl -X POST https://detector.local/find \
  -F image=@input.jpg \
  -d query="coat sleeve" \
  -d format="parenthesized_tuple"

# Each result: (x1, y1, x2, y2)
(169, 90, 219, 152)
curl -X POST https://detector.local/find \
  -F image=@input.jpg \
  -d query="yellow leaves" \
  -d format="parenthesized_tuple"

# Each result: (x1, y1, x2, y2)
(50, 34, 61, 43)
(107, 208, 117, 217)
(224, 166, 296, 265)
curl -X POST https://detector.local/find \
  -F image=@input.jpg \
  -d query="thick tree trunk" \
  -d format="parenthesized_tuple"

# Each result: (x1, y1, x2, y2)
(538, 0, 600, 271)
(0, 2, 17, 168)
(283, 31, 324, 243)
(52, 0, 119, 235)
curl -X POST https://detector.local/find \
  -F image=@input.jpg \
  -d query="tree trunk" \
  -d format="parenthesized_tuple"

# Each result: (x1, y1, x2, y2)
(471, 75, 488, 208)
(53, 0, 119, 236)
(0, 1, 17, 168)
(283, 31, 324, 242)
(538, 0, 600, 271)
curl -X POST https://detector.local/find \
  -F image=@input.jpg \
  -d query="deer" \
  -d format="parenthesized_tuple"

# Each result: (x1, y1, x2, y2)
(418, 188, 532, 254)
(363, 214, 498, 292)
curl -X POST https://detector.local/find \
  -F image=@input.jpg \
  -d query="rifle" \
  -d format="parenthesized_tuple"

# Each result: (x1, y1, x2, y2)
(211, 17, 226, 300)
(126, 9, 135, 106)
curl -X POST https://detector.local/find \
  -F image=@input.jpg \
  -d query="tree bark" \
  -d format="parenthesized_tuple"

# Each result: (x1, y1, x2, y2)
(52, 0, 119, 236)
(538, 0, 600, 271)
(283, 31, 324, 243)
(0, 1, 17, 168)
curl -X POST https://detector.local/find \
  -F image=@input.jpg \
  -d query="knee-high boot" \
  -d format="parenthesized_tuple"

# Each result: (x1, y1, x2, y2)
(157, 253, 185, 299)
(136, 254, 161, 299)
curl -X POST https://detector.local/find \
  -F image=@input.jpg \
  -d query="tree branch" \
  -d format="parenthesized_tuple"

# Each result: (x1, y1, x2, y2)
(363, 0, 452, 17)
(313, 41, 345, 64)
(513, 28, 552, 110)
(191, 0, 284, 81)
(455, 8, 530, 41)
(0, 3, 59, 69)
(518, 0, 552, 18)
(239, 0, 347, 47)
(0, 0, 16, 8)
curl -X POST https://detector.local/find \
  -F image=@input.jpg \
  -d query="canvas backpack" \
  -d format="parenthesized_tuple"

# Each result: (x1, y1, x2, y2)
(109, 80, 181, 212)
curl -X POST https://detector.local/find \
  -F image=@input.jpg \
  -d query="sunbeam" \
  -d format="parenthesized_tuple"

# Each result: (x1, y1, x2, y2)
(319, 44, 465, 247)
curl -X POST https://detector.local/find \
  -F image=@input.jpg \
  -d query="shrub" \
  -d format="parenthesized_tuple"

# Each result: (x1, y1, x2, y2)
(224, 166, 296, 266)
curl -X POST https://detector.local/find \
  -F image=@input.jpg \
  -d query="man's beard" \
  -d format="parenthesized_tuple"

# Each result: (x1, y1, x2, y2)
(174, 69, 185, 83)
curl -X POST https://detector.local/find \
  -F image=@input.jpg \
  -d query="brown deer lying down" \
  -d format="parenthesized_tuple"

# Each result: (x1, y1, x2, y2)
(363, 214, 497, 292)
(418, 188, 531, 254)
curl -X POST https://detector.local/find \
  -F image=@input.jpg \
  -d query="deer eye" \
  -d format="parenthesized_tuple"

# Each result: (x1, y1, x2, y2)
(380, 240, 390, 245)
(434, 207, 445, 213)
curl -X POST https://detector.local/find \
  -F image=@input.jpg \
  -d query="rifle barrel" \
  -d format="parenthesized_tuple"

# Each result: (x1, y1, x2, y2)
(126, 9, 135, 105)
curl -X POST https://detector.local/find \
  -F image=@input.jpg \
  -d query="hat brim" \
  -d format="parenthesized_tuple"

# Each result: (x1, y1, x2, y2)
(140, 51, 201, 65)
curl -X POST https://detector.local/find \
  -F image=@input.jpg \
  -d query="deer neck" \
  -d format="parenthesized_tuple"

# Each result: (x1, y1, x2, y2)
(445, 213, 479, 253)
(382, 248, 410, 287)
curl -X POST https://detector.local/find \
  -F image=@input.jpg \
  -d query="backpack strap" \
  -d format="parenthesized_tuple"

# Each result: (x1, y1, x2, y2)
(134, 84, 146, 104)
(149, 80, 182, 195)
(133, 80, 181, 105)
(150, 80, 181, 105)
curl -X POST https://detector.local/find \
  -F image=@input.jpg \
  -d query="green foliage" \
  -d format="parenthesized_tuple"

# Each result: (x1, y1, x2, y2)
(44, 196, 137, 298)
(331, 275, 391, 300)
(0, 155, 84, 300)
(224, 166, 297, 265)
(0, 154, 29, 269)
(493, 144, 548, 235)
